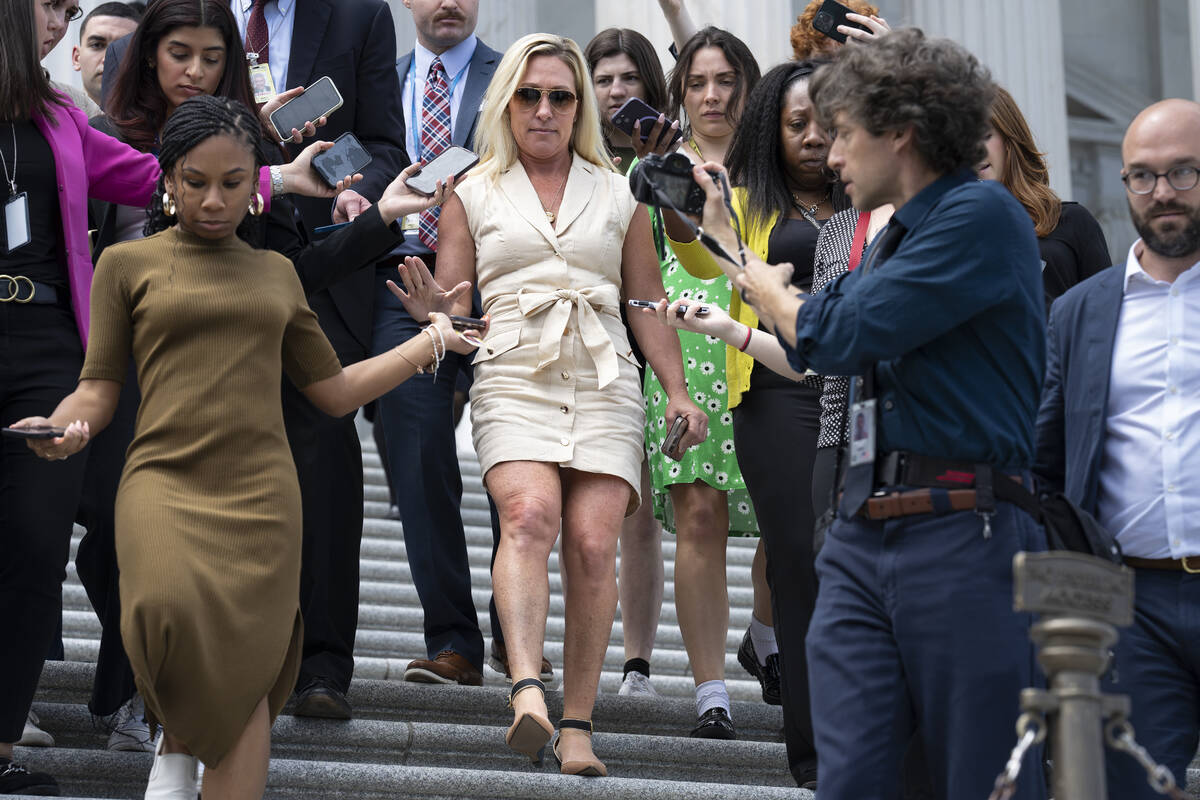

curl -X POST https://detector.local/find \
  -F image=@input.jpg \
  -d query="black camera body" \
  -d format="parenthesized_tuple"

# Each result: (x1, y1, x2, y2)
(628, 152, 725, 216)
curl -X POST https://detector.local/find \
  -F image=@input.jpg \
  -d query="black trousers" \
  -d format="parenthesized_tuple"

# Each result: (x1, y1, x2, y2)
(74, 363, 140, 717)
(0, 302, 88, 742)
(733, 379, 821, 784)
(283, 378, 364, 693)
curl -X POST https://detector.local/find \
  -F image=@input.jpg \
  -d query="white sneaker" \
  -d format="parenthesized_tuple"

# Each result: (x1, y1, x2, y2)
(618, 670, 659, 697)
(144, 735, 198, 800)
(17, 710, 54, 747)
(108, 693, 157, 752)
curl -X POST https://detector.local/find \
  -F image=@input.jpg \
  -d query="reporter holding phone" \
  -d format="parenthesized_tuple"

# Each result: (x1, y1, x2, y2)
(432, 34, 705, 777)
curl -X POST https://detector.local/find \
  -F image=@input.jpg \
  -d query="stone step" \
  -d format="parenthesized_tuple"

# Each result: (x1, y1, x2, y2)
(28, 701, 791, 786)
(34, 662, 784, 742)
(56, 576, 758, 633)
(11, 749, 815, 799)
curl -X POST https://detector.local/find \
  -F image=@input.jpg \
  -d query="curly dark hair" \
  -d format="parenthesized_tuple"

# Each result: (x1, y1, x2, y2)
(727, 61, 848, 240)
(667, 26, 760, 136)
(809, 28, 995, 176)
(146, 94, 265, 240)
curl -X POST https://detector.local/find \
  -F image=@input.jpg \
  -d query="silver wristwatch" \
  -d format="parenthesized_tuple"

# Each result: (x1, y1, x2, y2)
(269, 164, 285, 197)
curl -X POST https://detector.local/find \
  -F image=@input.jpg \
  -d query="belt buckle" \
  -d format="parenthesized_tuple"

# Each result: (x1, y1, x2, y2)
(0, 275, 34, 303)
(1183, 556, 1200, 574)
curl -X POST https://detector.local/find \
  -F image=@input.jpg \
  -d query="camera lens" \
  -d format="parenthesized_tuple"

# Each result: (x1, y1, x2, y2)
(815, 11, 833, 30)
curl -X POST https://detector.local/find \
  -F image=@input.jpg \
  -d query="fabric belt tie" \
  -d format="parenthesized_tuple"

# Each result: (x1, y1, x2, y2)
(1124, 556, 1200, 573)
(516, 285, 620, 389)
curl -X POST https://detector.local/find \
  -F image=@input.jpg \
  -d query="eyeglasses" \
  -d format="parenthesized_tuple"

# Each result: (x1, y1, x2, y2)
(43, 1, 83, 22)
(512, 87, 577, 113)
(1121, 165, 1200, 195)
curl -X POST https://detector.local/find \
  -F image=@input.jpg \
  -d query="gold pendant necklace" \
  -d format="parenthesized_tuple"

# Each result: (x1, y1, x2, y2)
(541, 169, 568, 225)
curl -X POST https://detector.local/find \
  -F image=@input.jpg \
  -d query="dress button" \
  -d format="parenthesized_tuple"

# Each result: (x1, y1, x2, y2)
(560, 436, 570, 446)
(486, 345, 494, 354)
(561, 371, 570, 380)
(883, 400, 894, 411)
(1168, 484, 1177, 492)
(565, 327, 573, 336)
(560, 405, 569, 414)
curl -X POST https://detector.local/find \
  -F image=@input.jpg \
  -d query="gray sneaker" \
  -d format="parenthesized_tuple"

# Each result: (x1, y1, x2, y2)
(107, 693, 157, 752)
(16, 710, 54, 747)
(617, 670, 659, 697)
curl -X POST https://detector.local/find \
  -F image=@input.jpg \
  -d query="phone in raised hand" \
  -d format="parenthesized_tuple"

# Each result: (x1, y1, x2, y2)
(627, 298, 710, 316)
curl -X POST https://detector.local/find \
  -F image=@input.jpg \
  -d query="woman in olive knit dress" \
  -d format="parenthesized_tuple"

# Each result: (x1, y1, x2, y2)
(15, 95, 479, 799)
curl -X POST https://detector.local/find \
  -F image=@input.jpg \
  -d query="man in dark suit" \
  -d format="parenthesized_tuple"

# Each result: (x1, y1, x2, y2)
(1036, 98, 1200, 798)
(102, 0, 407, 719)
(361, 0, 505, 687)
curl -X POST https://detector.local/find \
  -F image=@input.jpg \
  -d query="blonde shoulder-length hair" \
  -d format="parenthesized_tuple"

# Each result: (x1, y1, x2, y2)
(471, 33, 615, 183)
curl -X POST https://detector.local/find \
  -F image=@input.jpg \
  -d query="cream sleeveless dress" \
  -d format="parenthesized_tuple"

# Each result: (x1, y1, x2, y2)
(458, 153, 645, 509)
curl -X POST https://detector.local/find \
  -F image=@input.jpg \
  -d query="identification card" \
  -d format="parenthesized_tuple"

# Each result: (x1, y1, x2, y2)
(4, 192, 30, 254)
(401, 213, 420, 233)
(248, 62, 277, 104)
(848, 398, 877, 467)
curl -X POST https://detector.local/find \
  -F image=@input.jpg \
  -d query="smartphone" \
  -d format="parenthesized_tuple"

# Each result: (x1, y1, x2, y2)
(611, 97, 683, 150)
(811, 0, 869, 43)
(311, 132, 372, 188)
(405, 146, 480, 196)
(312, 221, 352, 237)
(269, 76, 343, 141)
(2, 425, 66, 440)
(662, 415, 689, 459)
(448, 315, 487, 331)
(627, 298, 710, 316)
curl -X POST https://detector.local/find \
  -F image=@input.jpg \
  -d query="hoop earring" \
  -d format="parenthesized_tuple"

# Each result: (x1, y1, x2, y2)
(162, 191, 176, 217)
(248, 191, 264, 216)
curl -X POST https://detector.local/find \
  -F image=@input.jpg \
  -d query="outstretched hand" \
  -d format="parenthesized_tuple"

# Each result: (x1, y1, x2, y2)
(377, 162, 458, 226)
(645, 297, 740, 341)
(282, 140, 363, 198)
(386, 256, 472, 322)
(841, 12, 890, 43)
(630, 114, 683, 161)
(12, 417, 90, 461)
(261, 86, 328, 144)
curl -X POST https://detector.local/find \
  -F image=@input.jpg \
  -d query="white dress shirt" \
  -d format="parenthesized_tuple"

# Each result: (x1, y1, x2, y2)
(232, 0, 297, 93)
(401, 36, 477, 164)
(1096, 241, 1200, 558)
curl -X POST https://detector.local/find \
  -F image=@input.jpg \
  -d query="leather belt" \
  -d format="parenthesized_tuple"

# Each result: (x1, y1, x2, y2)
(0, 275, 60, 305)
(1124, 556, 1200, 573)
(858, 489, 979, 520)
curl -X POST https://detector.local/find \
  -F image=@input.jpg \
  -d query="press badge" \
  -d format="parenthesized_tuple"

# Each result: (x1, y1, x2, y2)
(848, 398, 877, 467)
(4, 192, 30, 254)
(248, 58, 277, 104)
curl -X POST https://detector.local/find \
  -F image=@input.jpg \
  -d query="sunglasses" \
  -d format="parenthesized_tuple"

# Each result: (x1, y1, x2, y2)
(512, 87, 578, 112)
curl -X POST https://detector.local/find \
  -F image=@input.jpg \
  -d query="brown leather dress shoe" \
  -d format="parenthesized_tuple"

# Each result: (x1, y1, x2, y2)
(403, 650, 483, 686)
(488, 640, 555, 684)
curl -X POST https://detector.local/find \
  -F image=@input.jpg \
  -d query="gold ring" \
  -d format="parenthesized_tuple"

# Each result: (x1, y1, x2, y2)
(12, 276, 35, 303)
(0, 274, 16, 302)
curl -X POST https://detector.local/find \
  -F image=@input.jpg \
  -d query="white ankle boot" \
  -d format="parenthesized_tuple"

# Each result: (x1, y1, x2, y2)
(144, 735, 199, 799)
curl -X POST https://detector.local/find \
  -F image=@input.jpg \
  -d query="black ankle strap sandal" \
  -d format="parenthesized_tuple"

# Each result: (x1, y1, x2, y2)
(558, 717, 594, 735)
(507, 677, 545, 707)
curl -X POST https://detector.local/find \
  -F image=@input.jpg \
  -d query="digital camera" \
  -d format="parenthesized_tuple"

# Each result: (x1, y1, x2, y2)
(628, 152, 725, 217)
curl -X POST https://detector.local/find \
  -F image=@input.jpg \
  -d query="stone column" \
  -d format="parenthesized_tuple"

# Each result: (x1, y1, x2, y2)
(904, 0, 1073, 198)
(1192, 0, 1200, 101)
(595, 0, 796, 79)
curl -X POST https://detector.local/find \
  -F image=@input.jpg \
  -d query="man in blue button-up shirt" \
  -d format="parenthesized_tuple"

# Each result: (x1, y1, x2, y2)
(693, 29, 1049, 799)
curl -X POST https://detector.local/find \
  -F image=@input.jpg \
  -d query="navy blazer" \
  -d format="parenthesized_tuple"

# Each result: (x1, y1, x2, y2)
(395, 38, 501, 154)
(1034, 262, 1125, 514)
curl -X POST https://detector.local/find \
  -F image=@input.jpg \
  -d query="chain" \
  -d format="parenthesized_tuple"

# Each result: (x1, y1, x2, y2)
(1105, 718, 1195, 799)
(987, 712, 1047, 800)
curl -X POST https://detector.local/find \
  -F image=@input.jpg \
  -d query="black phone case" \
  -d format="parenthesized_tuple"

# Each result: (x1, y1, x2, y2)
(611, 98, 680, 148)
(812, 0, 863, 43)
(2, 426, 65, 439)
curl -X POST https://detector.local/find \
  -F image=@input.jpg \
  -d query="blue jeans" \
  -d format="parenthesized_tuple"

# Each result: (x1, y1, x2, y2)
(807, 500, 1047, 800)
(1105, 569, 1200, 798)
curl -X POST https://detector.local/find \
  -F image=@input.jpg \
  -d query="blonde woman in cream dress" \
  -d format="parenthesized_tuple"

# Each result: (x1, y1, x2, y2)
(427, 33, 707, 776)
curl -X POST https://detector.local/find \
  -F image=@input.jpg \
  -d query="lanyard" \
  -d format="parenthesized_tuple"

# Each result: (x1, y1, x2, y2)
(408, 56, 470, 161)
(240, 0, 290, 60)
(0, 124, 17, 196)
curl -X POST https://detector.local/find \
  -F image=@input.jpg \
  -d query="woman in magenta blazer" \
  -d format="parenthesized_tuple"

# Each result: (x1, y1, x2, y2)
(0, 1, 341, 791)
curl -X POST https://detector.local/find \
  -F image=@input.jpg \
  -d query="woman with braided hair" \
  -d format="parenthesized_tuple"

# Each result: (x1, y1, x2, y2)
(14, 94, 479, 800)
